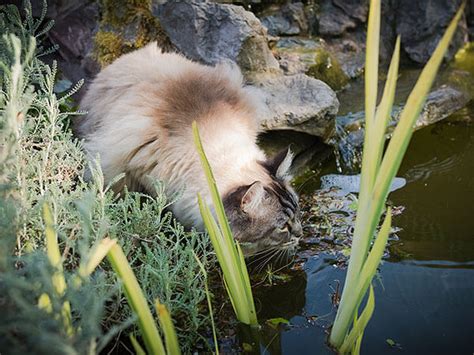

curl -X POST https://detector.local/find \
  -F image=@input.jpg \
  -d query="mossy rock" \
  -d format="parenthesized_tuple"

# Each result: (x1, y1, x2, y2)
(94, 0, 172, 68)
(306, 48, 349, 91)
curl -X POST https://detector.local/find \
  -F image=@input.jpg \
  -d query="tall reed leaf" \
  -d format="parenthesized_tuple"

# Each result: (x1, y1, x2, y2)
(40, 202, 73, 336)
(107, 243, 166, 355)
(156, 300, 181, 355)
(329, 0, 465, 351)
(193, 121, 258, 326)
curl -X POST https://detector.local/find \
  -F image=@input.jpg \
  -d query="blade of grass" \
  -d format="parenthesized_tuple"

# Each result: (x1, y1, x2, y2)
(339, 285, 375, 354)
(372, 36, 401, 174)
(194, 121, 258, 326)
(329, 3, 464, 351)
(339, 0, 383, 306)
(197, 194, 254, 324)
(155, 299, 181, 355)
(193, 252, 219, 355)
(364, 0, 381, 132)
(330, 0, 383, 346)
(43, 202, 66, 295)
(79, 237, 117, 278)
(107, 243, 165, 355)
(193, 121, 234, 245)
(41, 202, 73, 336)
(330, 207, 391, 347)
(130, 335, 146, 355)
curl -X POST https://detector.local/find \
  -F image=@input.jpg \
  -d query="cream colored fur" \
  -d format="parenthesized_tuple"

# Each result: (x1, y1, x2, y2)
(79, 43, 272, 229)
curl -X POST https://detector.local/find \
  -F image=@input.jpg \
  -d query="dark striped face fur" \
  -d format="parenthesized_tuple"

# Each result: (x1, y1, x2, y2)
(223, 149, 302, 254)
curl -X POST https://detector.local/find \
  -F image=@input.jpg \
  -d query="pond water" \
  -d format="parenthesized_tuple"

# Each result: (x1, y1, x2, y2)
(250, 79, 474, 352)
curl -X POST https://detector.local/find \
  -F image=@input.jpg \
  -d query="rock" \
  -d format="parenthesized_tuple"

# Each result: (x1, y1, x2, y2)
(274, 37, 364, 80)
(47, 1, 100, 88)
(253, 74, 339, 139)
(414, 85, 471, 128)
(396, 0, 468, 64)
(155, 1, 279, 74)
(277, 52, 307, 75)
(317, 0, 357, 36)
(333, 0, 368, 23)
(328, 36, 366, 79)
(260, 2, 308, 36)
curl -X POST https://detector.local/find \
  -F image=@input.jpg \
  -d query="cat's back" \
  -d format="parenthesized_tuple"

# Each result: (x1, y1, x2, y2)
(77, 42, 256, 138)
(77, 43, 199, 136)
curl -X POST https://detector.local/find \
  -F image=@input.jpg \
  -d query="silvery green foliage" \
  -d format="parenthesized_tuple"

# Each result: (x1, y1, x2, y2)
(0, 3, 214, 353)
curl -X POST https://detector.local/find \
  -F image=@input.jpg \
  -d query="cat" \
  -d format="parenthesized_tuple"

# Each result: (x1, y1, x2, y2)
(77, 42, 302, 253)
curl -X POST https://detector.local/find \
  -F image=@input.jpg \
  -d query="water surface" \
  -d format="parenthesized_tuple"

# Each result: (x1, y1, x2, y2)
(252, 96, 474, 354)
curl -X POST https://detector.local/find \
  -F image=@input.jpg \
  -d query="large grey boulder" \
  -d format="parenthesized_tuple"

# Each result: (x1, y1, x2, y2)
(254, 74, 339, 139)
(155, 1, 279, 74)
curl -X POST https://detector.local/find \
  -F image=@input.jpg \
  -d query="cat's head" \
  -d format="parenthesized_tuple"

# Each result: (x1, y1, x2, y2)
(223, 148, 302, 255)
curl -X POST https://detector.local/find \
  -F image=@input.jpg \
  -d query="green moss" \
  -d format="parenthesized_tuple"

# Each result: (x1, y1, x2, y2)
(94, 31, 128, 67)
(306, 48, 349, 91)
(94, 0, 172, 67)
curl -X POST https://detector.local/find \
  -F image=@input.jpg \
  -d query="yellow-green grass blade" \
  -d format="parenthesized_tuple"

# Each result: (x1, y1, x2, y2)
(192, 121, 234, 245)
(372, 36, 401, 173)
(79, 237, 117, 278)
(193, 253, 219, 355)
(197, 194, 252, 324)
(38, 293, 52, 313)
(155, 299, 181, 355)
(194, 122, 258, 326)
(339, 285, 375, 354)
(358, 0, 382, 201)
(365, 0, 381, 132)
(353, 208, 391, 312)
(330, 3, 464, 352)
(344, 0, 383, 288)
(42, 202, 73, 336)
(358, 36, 400, 264)
(107, 244, 165, 355)
(236, 241, 257, 324)
(330, 208, 391, 348)
(331, 0, 382, 345)
(373, 3, 465, 214)
(43, 202, 66, 295)
(130, 335, 146, 355)
(353, 333, 363, 355)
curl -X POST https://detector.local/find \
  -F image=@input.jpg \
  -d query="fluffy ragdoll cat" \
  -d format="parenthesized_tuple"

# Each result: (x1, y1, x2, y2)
(77, 42, 302, 252)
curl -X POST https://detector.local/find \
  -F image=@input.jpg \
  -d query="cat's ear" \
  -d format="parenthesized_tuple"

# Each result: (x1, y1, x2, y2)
(241, 181, 265, 214)
(266, 148, 294, 181)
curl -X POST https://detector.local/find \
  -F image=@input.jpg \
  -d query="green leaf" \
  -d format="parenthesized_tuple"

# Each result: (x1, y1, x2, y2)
(339, 285, 375, 354)
(130, 335, 147, 355)
(107, 244, 166, 355)
(194, 122, 258, 326)
(386, 338, 396, 347)
(156, 299, 181, 355)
